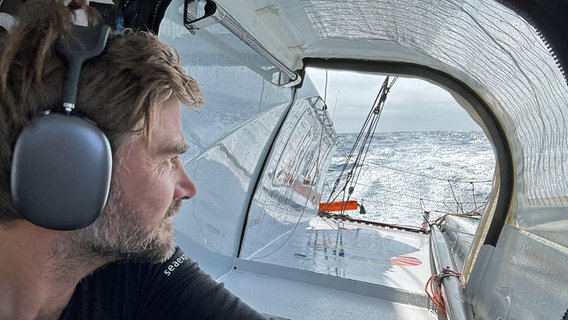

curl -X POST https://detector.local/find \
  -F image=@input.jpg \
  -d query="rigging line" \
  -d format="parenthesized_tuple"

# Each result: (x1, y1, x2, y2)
(331, 89, 340, 122)
(348, 126, 372, 191)
(433, 212, 482, 227)
(375, 197, 472, 214)
(388, 183, 488, 206)
(471, 181, 477, 209)
(364, 160, 492, 184)
(441, 200, 454, 213)
(342, 75, 390, 163)
(321, 157, 361, 213)
(325, 184, 350, 216)
(307, 97, 327, 175)
(438, 201, 484, 214)
(420, 198, 428, 212)
(310, 105, 332, 195)
(320, 163, 348, 212)
(353, 190, 487, 217)
(373, 200, 454, 215)
(310, 124, 342, 216)
(468, 202, 487, 214)
(447, 180, 465, 214)
(320, 173, 352, 214)
(251, 176, 315, 261)
(344, 103, 375, 164)
(324, 135, 363, 204)
(324, 69, 328, 105)
(345, 76, 393, 195)
(323, 76, 396, 212)
(352, 100, 382, 175)
(354, 182, 483, 204)
(350, 111, 380, 192)
(323, 180, 488, 216)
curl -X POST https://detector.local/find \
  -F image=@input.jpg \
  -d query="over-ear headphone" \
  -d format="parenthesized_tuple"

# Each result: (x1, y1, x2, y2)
(11, 23, 112, 230)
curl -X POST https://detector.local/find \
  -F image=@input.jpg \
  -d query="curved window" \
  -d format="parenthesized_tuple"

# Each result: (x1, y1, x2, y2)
(308, 68, 496, 229)
(242, 64, 509, 289)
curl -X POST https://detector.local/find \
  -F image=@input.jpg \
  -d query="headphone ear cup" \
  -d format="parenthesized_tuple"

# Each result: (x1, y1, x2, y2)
(11, 113, 112, 230)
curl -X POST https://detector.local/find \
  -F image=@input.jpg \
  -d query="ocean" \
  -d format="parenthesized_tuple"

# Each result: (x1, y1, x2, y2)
(321, 131, 495, 227)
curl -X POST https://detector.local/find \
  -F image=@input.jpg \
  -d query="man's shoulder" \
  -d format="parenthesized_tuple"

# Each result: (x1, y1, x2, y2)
(86, 246, 198, 283)
(62, 247, 200, 319)
(65, 246, 268, 319)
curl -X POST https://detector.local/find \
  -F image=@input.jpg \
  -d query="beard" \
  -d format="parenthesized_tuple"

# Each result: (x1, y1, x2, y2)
(60, 183, 183, 264)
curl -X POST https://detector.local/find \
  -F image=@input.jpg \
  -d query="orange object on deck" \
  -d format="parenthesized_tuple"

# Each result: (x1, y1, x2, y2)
(319, 200, 358, 212)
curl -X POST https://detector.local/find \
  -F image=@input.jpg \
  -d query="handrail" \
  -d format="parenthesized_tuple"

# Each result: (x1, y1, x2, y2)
(430, 226, 470, 319)
(183, 0, 301, 87)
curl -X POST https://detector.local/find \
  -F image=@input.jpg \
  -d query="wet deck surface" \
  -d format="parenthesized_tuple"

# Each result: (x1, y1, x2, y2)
(220, 217, 437, 319)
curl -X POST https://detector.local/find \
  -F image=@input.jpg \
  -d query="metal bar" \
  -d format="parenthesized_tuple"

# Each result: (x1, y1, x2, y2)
(184, 0, 301, 87)
(430, 226, 470, 320)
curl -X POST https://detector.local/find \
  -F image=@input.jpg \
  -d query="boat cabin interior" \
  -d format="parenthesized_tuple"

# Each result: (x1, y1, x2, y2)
(1, 0, 567, 319)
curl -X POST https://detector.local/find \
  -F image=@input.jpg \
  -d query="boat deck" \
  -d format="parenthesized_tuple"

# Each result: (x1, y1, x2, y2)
(219, 217, 437, 319)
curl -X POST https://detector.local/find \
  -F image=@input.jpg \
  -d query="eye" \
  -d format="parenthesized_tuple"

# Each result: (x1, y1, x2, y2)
(169, 155, 181, 168)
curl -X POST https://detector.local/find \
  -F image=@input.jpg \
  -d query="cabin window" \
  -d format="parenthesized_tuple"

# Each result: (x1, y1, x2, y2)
(308, 68, 496, 229)
(272, 109, 318, 187)
(241, 67, 498, 285)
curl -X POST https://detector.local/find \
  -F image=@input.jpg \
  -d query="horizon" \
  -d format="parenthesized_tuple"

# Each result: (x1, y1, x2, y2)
(306, 68, 483, 134)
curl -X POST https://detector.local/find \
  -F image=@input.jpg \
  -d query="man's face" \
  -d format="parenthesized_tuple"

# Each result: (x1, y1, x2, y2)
(72, 99, 197, 262)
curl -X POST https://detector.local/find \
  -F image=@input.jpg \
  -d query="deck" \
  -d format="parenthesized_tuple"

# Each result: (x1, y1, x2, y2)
(219, 217, 438, 319)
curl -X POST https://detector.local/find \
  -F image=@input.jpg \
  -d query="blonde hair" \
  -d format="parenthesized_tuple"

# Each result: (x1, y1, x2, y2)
(0, 0, 203, 221)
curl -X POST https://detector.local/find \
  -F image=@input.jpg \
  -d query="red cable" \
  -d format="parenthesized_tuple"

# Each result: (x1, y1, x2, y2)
(425, 268, 462, 316)
(425, 274, 447, 316)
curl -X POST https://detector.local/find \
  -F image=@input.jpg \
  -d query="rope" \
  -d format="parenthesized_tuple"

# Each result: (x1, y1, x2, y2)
(425, 267, 462, 316)
(322, 76, 397, 214)
(364, 160, 492, 184)
(433, 210, 483, 226)
(448, 180, 465, 214)
(471, 181, 477, 209)
(348, 180, 487, 205)
(324, 69, 328, 106)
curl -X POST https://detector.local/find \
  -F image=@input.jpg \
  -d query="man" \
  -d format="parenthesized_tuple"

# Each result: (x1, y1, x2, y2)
(0, 0, 267, 319)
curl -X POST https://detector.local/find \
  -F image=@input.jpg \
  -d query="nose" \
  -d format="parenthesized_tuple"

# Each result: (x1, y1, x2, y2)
(173, 166, 197, 201)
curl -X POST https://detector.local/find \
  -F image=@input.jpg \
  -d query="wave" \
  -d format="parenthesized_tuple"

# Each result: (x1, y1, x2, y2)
(322, 131, 495, 226)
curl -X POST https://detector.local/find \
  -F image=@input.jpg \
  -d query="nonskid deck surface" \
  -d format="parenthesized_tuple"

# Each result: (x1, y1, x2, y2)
(253, 217, 431, 294)
(221, 266, 437, 320)
(220, 217, 436, 319)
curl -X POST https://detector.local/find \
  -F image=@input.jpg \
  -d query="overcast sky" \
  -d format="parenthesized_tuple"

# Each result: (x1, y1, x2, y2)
(305, 68, 482, 133)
